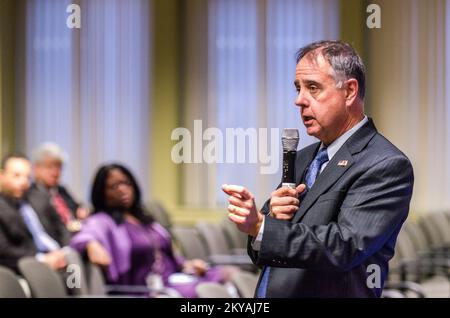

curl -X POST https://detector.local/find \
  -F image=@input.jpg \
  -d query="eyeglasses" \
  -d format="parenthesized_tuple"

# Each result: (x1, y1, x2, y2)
(106, 180, 133, 190)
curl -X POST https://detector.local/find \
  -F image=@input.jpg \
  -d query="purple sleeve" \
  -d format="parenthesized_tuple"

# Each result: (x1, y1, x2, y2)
(70, 213, 112, 254)
(174, 254, 186, 270)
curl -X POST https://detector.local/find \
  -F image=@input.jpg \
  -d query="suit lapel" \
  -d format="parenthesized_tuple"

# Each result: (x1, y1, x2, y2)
(293, 145, 353, 223)
(292, 118, 378, 223)
(0, 195, 34, 239)
(295, 143, 320, 186)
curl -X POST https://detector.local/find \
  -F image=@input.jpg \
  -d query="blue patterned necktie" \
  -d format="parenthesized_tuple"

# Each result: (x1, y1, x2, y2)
(305, 147, 329, 189)
(256, 147, 329, 298)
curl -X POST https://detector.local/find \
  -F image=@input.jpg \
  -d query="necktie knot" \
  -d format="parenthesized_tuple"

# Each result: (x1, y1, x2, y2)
(315, 147, 329, 166)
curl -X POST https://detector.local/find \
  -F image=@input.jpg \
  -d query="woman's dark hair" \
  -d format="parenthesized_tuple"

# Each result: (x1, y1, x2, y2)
(91, 163, 153, 225)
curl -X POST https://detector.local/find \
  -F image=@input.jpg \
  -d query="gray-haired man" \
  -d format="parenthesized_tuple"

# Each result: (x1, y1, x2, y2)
(223, 40, 414, 298)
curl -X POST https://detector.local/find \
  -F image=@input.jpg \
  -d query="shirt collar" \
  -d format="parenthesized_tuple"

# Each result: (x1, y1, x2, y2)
(321, 116, 369, 161)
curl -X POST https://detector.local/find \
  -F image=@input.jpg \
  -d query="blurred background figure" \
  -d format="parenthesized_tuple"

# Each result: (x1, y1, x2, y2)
(71, 163, 238, 297)
(30, 143, 89, 233)
(0, 154, 69, 272)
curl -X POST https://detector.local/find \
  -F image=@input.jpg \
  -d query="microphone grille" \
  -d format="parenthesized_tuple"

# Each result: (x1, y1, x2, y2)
(282, 128, 299, 151)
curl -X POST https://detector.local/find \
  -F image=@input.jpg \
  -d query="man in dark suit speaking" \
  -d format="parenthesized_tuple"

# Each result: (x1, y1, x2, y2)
(222, 40, 414, 298)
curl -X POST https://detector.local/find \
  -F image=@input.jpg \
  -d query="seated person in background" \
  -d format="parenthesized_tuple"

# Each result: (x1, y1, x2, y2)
(71, 163, 238, 297)
(30, 142, 89, 232)
(0, 153, 70, 272)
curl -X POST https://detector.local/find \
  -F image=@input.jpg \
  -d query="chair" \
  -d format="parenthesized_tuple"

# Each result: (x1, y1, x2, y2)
(444, 211, 450, 224)
(403, 220, 450, 270)
(402, 221, 430, 253)
(419, 214, 448, 250)
(195, 282, 233, 298)
(19, 248, 92, 297)
(230, 271, 258, 298)
(196, 221, 230, 255)
(388, 222, 450, 297)
(196, 221, 255, 269)
(84, 261, 107, 296)
(63, 247, 90, 296)
(220, 217, 247, 252)
(147, 201, 173, 231)
(172, 226, 209, 261)
(0, 266, 27, 298)
(85, 262, 167, 297)
(426, 212, 450, 249)
(18, 257, 67, 298)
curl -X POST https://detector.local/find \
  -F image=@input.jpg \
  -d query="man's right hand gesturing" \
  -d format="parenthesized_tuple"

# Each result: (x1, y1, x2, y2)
(222, 184, 263, 237)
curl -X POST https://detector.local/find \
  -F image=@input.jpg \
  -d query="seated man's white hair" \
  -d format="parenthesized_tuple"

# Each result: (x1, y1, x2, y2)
(32, 142, 68, 164)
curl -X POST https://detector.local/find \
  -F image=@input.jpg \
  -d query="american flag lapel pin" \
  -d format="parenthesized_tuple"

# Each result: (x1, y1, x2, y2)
(338, 160, 348, 167)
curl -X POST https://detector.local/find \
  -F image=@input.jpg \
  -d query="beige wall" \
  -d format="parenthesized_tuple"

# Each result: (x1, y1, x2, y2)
(0, 0, 16, 158)
(367, 0, 450, 215)
(150, 0, 182, 211)
(2, 1, 447, 223)
(150, 0, 226, 223)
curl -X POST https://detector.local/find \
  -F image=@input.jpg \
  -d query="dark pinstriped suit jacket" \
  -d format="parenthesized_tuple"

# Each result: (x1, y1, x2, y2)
(248, 118, 414, 297)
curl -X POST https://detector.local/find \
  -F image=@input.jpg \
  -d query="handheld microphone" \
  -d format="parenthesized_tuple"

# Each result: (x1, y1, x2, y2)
(281, 128, 299, 189)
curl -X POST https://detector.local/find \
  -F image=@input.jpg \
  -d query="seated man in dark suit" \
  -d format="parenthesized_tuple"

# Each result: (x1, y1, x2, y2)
(29, 142, 88, 232)
(0, 153, 70, 272)
(223, 40, 414, 297)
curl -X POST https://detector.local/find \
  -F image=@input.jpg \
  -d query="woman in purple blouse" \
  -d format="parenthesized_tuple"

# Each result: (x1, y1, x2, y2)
(70, 163, 235, 297)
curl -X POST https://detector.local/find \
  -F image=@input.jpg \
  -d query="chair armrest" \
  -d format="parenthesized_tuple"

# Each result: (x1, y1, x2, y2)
(208, 254, 254, 266)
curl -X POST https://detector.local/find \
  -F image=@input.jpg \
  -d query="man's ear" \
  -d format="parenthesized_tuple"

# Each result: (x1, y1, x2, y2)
(344, 78, 359, 106)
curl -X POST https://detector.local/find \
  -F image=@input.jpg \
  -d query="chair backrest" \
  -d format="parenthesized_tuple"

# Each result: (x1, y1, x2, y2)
(394, 227, 417, 260)
(147, 201, 172, 230)
(172, 226, 209, 261)
(402, 221, 430, 252)
(230, 271, 258, 298)
(220, 217, 247, 251)
(428, 212, 450, 245)
(444, 211, 450, 223)
(84, 262, 107, 296)
(386, 226, 409, 282)
(18, 257, 67, 298)
(195, 282, 232, 298)
(0, 266, 27, 298)
(387, 227, 412, 282)
(196, 221, 230, 256)
(63, 247, 90, 296)
(419, 214, 445, 248)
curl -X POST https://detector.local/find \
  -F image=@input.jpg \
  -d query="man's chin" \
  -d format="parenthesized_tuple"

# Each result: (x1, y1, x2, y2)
(47, 181, 59, 188)
(13, 193, 25, 200)
(305, 126, 320, 138)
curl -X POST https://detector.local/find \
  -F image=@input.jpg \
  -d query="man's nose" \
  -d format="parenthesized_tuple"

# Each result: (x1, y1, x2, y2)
(295, 90, 309, 108)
